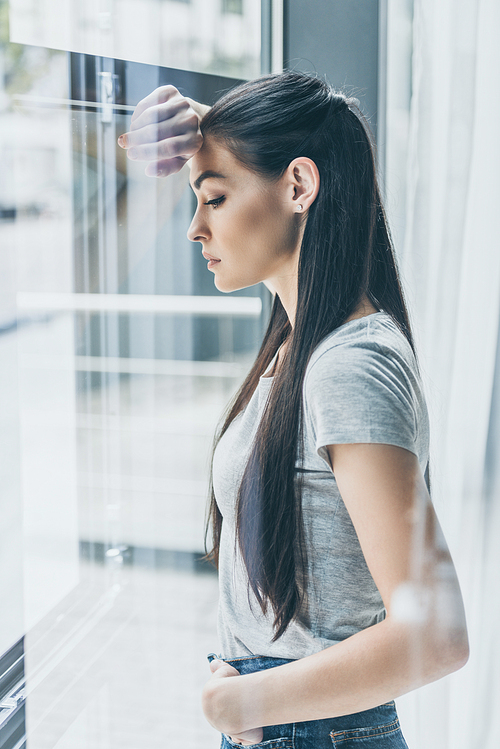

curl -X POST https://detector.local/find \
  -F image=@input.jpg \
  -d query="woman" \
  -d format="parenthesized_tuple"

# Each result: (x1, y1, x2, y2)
(118, 72, 469, 748)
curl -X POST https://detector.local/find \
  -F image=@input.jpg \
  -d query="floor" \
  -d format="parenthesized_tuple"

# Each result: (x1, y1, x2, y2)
(0, 310, 232, 749)
(25, 558, 221, 749)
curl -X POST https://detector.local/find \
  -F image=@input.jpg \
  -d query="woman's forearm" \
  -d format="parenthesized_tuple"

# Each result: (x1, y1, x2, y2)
(202, 447, 469, 738)
(203, 613, 468, 736)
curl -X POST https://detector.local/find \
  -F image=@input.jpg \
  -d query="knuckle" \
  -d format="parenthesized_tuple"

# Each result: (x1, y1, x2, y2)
(185, 112, 199, 129)
(159, 140, 175, 159)
(180, 133, 202, 159)
(170, 97, 189, 116)
(143, 106, 161, 126)
(157, 84, 178, 99)
(191, 131, 203, 150)
(144, 122, 162, 143)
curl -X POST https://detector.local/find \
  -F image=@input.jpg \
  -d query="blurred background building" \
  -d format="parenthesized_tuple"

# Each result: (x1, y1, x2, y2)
(0, 1, 498, 748)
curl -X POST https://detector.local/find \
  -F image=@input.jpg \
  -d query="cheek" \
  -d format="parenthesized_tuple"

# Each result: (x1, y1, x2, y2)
(236, 202, 266, 234)
(216, 203, 267, 256)
(240, 200, 291, 253)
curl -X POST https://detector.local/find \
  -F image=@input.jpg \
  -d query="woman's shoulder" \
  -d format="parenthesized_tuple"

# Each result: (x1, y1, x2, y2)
(306, 312, 416, 377)
(303, 312, 429, 459)
(303, 312, 424, 410)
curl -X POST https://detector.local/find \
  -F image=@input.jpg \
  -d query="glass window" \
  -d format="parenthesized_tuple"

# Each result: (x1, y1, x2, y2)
(222, 0, 244, 14)
(9, 0, 261, 79)
(1, 1, 269, 746)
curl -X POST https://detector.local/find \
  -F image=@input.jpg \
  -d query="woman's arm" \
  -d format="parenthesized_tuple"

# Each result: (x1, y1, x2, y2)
(117, 85, 208, 176)
(202, 443, 469, 737)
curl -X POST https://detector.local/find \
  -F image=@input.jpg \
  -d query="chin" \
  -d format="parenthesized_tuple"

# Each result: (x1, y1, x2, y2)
(214, 277, 250, 294)
(213, 279, 232, 293)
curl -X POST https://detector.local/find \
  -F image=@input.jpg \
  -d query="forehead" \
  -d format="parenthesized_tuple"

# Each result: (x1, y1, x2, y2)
(190, 138, 244, 189)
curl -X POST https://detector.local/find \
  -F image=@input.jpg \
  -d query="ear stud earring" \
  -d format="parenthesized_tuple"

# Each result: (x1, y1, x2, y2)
(296, 204, 303, 212)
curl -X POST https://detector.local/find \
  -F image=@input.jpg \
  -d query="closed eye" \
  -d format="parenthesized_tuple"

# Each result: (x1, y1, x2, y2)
(203, 196, 225, 209)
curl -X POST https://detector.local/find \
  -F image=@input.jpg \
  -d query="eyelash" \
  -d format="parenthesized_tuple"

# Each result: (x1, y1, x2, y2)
(203, 196, 225, 209)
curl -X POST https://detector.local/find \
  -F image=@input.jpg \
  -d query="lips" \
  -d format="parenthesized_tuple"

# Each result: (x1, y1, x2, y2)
(202, 250, 221, 270)
(202, 250, 221, 262)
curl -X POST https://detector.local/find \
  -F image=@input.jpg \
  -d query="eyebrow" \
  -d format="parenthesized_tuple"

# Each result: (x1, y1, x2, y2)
(192, 170, 227, 191)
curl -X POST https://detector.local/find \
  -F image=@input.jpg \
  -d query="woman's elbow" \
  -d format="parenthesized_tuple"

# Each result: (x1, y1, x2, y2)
(437, 623, 469, 676)
(433, 578, 470, 675)
(427, 590, 470, 679)
(392, 578, 470, 680)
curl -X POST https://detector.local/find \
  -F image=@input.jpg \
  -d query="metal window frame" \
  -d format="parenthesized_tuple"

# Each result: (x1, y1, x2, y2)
(0, 639, 25, 749)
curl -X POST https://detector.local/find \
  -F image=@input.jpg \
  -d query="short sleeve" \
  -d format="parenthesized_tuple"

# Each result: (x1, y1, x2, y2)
(303, 340, 419, 466)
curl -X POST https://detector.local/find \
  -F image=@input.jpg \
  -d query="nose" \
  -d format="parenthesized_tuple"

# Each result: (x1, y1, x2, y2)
(187, 208, 210, 243)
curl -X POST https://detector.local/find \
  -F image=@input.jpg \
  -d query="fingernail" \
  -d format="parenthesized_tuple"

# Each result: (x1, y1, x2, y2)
(128, 148, 138, 159)
(117, 135, 126, 147)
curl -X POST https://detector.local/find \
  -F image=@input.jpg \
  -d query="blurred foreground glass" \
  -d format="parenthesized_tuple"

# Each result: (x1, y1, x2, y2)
(9, 0, 261, 79)
(0, 1, 267, 746)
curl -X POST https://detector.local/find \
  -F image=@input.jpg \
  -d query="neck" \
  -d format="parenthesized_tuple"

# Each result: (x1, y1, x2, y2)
(264, 253, 300, 329)
(273, 278, 298, 329)
(346, 295, 379, 321)
(265, 277, 379, 332)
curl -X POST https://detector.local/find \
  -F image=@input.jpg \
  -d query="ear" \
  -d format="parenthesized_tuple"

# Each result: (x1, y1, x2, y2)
(284, 157, 320, 214)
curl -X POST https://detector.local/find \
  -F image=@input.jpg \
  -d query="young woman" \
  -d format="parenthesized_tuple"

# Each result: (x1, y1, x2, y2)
(118, 72, 469, 748)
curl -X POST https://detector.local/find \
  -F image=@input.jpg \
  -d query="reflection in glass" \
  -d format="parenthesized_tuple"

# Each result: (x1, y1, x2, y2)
(9, 0, 261, 79)
(0, 2, 267, 742)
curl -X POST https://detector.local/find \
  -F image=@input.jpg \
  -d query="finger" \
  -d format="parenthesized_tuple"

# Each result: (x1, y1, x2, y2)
(130, 94, 191, 132)
(209, 660, 240, 678)
(209, 658, 224, 673)
(229, 727, 264, 745)
(144, 157, 188, 178)
(119, 112, 199, 149)
(130, 84, 180, 125)
(126, 132, 202, 163)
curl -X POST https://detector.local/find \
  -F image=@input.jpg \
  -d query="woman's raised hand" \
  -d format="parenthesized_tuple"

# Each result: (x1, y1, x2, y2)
(117, 85, 206, 177)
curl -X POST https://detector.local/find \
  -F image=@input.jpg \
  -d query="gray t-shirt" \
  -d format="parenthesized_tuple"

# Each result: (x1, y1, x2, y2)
(212, 312, 430, 659)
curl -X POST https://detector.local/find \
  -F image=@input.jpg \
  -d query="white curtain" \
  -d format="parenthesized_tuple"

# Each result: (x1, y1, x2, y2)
(394, 0, 500, 746)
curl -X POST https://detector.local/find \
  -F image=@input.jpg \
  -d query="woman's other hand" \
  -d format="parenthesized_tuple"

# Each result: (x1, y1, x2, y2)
(117, 85, 206, 177)
(202, 659, 264, 746)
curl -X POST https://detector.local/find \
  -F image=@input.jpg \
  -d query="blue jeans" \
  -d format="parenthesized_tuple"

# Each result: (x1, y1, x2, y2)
(217, 655, 409, 749)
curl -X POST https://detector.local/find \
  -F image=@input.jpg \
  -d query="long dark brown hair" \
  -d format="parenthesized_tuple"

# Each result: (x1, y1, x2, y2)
(202, 72, 414, 640)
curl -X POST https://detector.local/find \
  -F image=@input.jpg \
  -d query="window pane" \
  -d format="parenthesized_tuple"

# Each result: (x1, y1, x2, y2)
(9, 0, 261, 78)
(1, 3, 269, 746)
(222, 0, 244, 14)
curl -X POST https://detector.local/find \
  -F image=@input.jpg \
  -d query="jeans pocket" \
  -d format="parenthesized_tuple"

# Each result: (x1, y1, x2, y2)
(221, 734, 294, 749)
(330, 717, 409, 748)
